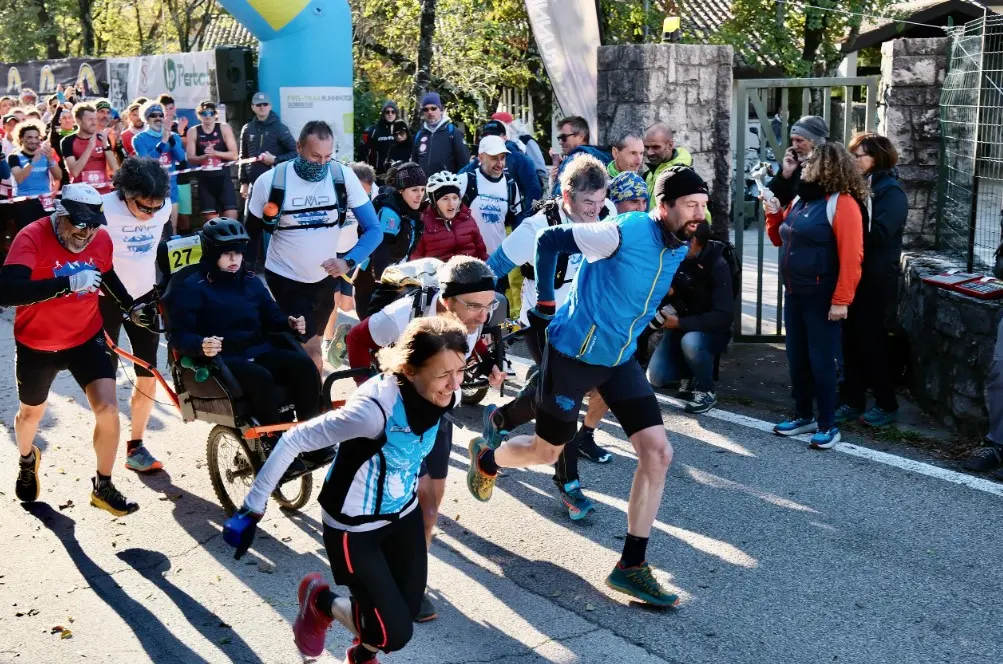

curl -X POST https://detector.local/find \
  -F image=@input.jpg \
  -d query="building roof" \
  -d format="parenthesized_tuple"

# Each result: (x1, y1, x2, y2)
(847, 0, 987, 52)
(680, 0, 781, 71)
(196, 12, 256, 51)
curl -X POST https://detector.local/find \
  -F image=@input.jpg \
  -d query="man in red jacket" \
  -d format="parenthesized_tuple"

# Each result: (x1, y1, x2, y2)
(410, 171, 487, 261)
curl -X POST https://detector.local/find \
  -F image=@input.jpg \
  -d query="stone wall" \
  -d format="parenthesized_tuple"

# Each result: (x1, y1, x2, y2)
(878, 38, 949, 249)
(898, 251, 1001, 438)
(597, 44, 733, 231)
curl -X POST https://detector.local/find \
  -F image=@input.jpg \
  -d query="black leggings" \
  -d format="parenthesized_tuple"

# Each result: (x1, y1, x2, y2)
(324, 508, 426, 654)
(225, 347, 320, 425)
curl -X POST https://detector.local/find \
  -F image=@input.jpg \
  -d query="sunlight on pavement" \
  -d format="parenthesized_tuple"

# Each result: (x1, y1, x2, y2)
(684, 466, 818, 513)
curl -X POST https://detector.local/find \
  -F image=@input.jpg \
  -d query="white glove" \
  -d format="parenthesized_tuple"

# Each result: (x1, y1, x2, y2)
(68, 269, 102, 293)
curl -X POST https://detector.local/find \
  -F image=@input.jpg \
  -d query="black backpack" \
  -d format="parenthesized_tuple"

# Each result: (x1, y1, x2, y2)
(717, 240, 742, 301)
(462, 166, 522, 222)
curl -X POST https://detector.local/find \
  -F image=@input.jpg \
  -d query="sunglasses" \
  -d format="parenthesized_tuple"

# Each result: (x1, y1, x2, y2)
(422, 106, 439, 113)
(69, 220, 102, 230)
(557, 132, 581, 142)
(131, 198, 165, 215)
(147, 113, 164, 120)
(254, 103, 269, 108)
(384, 109, 397, 114)
(198, 110, 215, 117)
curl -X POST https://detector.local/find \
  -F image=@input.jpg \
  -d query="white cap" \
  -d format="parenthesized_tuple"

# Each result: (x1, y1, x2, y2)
(478, 135, 509, 156)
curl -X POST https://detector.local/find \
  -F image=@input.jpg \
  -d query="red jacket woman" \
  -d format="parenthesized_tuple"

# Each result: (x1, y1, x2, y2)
(411, 171, 488, 261)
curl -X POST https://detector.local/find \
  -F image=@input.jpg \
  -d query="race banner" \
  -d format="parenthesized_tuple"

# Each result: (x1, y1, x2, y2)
(280, 86, 354, 160)
(1, 57, 108, 98)
(106, 52, 218, 112)
(524, 0, 600, 140)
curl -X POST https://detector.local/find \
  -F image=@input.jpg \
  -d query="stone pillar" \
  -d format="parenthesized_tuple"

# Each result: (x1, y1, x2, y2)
(597, 44, 733, 231)
(878, 37, 949, 249)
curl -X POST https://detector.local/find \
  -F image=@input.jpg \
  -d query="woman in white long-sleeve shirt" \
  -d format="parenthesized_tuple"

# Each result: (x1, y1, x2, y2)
(222, 315, 467, 663)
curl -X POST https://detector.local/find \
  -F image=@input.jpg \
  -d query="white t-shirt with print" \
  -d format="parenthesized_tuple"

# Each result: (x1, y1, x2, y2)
(102, 192, 172, 298)
(249, 162, 370, 284)
(369, 289, 481, 361)
(465, 169, 510, 256)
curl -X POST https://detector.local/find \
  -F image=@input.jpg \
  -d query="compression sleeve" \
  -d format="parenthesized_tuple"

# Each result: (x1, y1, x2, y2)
(99, 268, 135, 310)
(244, 394, 385, 514)
(342, 201, 381, 265)
(0, 264, 70, 306)
(533, 224, 583, 304)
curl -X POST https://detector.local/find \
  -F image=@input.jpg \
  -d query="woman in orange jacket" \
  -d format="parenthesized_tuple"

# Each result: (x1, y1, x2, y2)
(764, 141, 865, 450)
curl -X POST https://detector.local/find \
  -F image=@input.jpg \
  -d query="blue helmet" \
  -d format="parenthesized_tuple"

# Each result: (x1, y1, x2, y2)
(608, 172, 648, 205)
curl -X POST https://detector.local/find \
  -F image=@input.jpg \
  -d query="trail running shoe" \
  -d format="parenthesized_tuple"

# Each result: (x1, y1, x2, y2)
(15, 445, 41, 503)
(808, 427, 841, 450)
(685, 391, 717, 415)
(605, 561, 680, 607)
(294, 573, 334, 658)
(964, 446, 1003, 472)
(553, 478, 596, 521)
(466, 437, 497, 502)
(90, 478, 139, 516)
(344, 638, 380, 663)
(481, 404, 507, 449)
(773, 415, 817, 437)
(575, 428, 612, 464)
(861, 406, 898, 428)
(124, 445, 163, 473)
(834, 404, 865, 424)
(414, 593, 438, 623)
(677, 378, 694, 402)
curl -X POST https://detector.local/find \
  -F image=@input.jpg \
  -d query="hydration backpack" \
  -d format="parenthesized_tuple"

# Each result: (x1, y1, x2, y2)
(261, 161, 348, 232)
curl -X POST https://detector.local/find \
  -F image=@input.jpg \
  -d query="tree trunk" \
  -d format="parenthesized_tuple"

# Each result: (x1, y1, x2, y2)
(33, 0, 63, 59)
(77, 0, 95, 55)
(410, 0, 437, 128)
(595, 0, 606, 45)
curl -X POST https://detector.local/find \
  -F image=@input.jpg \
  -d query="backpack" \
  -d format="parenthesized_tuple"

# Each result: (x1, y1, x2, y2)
(261, 160, 348, 233)
(717, 240, 742, 301)
(461, 167, 522, 221)
(363, 258, 443, 319)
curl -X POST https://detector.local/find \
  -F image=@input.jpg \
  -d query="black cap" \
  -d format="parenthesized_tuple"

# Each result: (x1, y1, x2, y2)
(480, 120, 506, 138)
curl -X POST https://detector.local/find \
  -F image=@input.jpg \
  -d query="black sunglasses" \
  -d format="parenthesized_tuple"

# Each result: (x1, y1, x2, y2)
(198, 110, 215, 117)
(70, 220, 102, 230)
(384, 108, 396, 114)
(422, 106, 439, 113)
(557, 131, 581, 142)
(147, 113, 164, 120)
(131, 198, 165, 215)
(254, 103, 269, 108)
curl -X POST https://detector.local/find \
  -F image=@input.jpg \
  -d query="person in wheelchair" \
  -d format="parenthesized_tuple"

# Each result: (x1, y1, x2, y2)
(166, 218, 321, 428)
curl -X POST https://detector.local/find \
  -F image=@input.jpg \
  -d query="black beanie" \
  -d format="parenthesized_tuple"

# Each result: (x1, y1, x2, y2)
(394, 162, 427, 190)
(655, 166, 709, 205)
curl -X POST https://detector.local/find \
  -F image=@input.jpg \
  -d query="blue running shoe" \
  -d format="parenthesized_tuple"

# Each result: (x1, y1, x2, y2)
(481, 404, 507, 449)
(773, 415, 817, 436)
(861, 406, 898, 428)
(553, 478, 596, 521)
(834, 404, 864, 424)
(809, 427, 841, 450)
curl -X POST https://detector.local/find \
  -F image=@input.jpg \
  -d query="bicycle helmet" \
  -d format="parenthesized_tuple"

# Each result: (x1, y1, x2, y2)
(425, 171, 463, 206)
(200, 218, 250, 265)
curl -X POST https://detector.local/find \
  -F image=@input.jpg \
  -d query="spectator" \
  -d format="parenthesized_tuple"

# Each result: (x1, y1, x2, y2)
(550, 115, 611, 197)
(608, 171, 649, 213)
(647, 218, 733, 414)
(239, 91, 297, 261)
(60, 102, 118, 194)
(7, 120, 62, 230)
(354, 162, 427, 317)
(494, 112, 548, 189)
(94, 99, 113, 132)
(411, 171, 487, 262)
(411, 92, 470, 175)
(118, 101, 145, 161)
(770, 115, 830, 207)
(43, 95, 60, 123)
(836, 133, 907, 429)
(46, 107, 74, 189)
(473, 119, 542, 212)
(132, 100, 186, 234)
(643, 122, 693, 210)
(607, 130, 645, 178)
(458, 133, 525, 255)
(157, 94, 192, 234)
(0, 96, 14, 117)
(366, 100, 402, 175)
(384, 120, 413, 169)
(764, 142, 865, 450)
(966, 316, 1003, 475)
(186, 100, 239, 220)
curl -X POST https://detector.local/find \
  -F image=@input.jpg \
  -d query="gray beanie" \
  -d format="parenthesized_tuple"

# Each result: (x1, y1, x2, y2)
(791, 115, 829, 145)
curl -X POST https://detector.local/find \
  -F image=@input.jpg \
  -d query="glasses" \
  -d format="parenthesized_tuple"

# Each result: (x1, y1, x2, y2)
(254, 103, 269, 108)
(422, 106, 439, 113)
(131, 198, 165, 215)
(69, 220, 101, 230)
(147, 113, 164, 120)
(454, 296, 499, 315)
(198, 110, 215, 118)
(384, 109, 397, 115)
(557, 131, 581, 142)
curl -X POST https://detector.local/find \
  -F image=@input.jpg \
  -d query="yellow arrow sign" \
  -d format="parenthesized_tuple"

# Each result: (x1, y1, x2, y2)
(247, 0, 310, 31)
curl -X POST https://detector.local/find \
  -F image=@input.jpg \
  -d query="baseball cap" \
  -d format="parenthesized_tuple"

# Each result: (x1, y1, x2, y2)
(480, 120, 506, 137)
(251, 92, 270, 105)
(491, 111, 515, 124)
(95, 99, 112, 111)
(57, 183, 107, 227)
(478, 135, 509, 156)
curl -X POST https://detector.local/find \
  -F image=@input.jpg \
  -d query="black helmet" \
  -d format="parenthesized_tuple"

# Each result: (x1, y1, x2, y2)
(200, 218, 249, 266)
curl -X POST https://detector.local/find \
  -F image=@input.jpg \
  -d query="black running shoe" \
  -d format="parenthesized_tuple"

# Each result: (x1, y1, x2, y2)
(15, 446, 41, 503)
(963, 446, 1003, 472)
(575, 428, 612, 464)
(90, 477, 139, 516)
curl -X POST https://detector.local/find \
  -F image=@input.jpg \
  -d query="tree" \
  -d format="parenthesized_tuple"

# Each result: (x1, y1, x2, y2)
(164, 0, 216, 53)
(410, 0, 436, 127)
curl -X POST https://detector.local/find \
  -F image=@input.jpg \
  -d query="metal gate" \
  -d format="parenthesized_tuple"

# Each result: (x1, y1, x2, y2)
(731, 76, 880, 342)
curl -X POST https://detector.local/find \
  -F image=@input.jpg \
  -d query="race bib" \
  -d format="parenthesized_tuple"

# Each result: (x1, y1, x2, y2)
(158, 152, 172, 166)
(166, 235, 203, 273)
(84, 170, 107, 185)
(205, 156, 220, 170)
(0, 181, 10, 197)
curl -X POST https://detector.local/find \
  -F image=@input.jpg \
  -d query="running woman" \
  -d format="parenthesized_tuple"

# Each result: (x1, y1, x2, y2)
(0, 183, 157, 516)
(223, 315, 469, 663)
(186, 100, 239, 220)
(100, 157, 173, 473)
(467, 166, 710, 607)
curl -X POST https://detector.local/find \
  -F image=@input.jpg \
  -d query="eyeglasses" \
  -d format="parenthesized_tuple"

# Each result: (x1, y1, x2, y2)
(147, 113, 164, 120)
(454, 296, 499, 315)
(422, 106, 439, 113)
(557, 131, 581, 142)
(198, 110, 215, 118)
(131, 198, 165, 215)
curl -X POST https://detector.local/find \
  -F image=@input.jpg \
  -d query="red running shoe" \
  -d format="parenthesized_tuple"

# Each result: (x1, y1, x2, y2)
(343, 638, 381, 663)
(294, 573, 334, 657)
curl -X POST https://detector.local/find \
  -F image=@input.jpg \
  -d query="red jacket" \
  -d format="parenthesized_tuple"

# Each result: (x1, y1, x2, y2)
(410, 204, 488, 262)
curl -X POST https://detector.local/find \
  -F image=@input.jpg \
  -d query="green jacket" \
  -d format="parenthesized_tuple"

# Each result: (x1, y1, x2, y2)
(645, 147, 693, 210)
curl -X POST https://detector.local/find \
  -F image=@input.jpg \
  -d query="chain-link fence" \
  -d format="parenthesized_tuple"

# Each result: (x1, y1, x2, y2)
(940, 15, 1003, 271)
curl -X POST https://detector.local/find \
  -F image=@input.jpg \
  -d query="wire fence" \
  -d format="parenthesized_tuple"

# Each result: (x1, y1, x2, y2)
(940, 15, 1003, 271)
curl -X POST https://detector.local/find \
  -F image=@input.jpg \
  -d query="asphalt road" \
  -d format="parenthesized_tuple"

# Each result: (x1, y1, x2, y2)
(0, 310, 1000, 664)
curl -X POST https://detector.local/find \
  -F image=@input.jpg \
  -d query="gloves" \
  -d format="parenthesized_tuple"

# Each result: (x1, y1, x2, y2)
(527, 303, 555, 351)
(223, 506, 262, 559)
(68, 269, 102, 293)
(129, 301, 158, 329)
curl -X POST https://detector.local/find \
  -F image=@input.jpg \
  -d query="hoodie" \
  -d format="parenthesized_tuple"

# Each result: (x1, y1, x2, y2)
(411, 112, 471, 176)
(367, 100, 402, 175)
(238, 111, 297, 185)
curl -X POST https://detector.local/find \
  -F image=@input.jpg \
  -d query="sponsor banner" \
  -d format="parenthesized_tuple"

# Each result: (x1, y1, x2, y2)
(0, 58, 108, 98)
(106, 52, 217, 112)
(280, 86, 354, 160)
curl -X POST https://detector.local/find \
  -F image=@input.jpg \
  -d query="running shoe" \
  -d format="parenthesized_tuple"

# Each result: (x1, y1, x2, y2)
(861, 406, 898, 428)
(773, 415, 817, 436)
(466, 437, 497, 502)
(808, 427, 841, 450)
(15, 445, 41, 503)
(834, 404, 864, 424)
(414, 593, 438, 623)
(481, 404, 507, 449)
(90, 478, 139, 516)
(575, 428, 612, 464)
(553, 478, 596, 521)
(344, 638, 380, 663)
(294, 572, 334, 658)
(677, 378, 694, 402)
(605, 561, 680, 607)
(964, 445, 1003, 472)
(685, 391, 717, 415)
(124, 445, 163, 473)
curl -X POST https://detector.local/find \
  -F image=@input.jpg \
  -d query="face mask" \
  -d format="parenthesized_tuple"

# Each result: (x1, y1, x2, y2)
(293, 156, 330, 183)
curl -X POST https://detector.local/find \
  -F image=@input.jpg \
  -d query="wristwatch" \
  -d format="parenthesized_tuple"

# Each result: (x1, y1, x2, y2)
(342, 257, 357, 271)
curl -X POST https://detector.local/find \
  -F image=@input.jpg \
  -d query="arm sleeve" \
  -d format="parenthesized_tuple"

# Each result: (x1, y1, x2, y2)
(870, 187, 907, 250)
(678, 257, 734, 333)
(99, 268, 135, 311)
(831, 196, 865, 306)
(238, 124, 250, 182)
(170, 137, 186, 164)
(342, 201, 382, 265)
(59, 135, 75, 163)
(275, 127, 298, 164)
(0, 264, 70, 306)
(346, 317, 380, 385)
(486, 245, 518, 283)
(244, 395, 386, 514)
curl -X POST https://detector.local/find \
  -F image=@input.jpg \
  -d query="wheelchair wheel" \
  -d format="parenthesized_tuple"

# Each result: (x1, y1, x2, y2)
(461, 385, 488, 406)
(207, 425, 256, 516)
(272, 474, 313, 511)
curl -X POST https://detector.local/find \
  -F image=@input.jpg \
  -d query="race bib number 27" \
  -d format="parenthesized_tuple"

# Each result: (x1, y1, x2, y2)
(166, 235, 202, 273)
